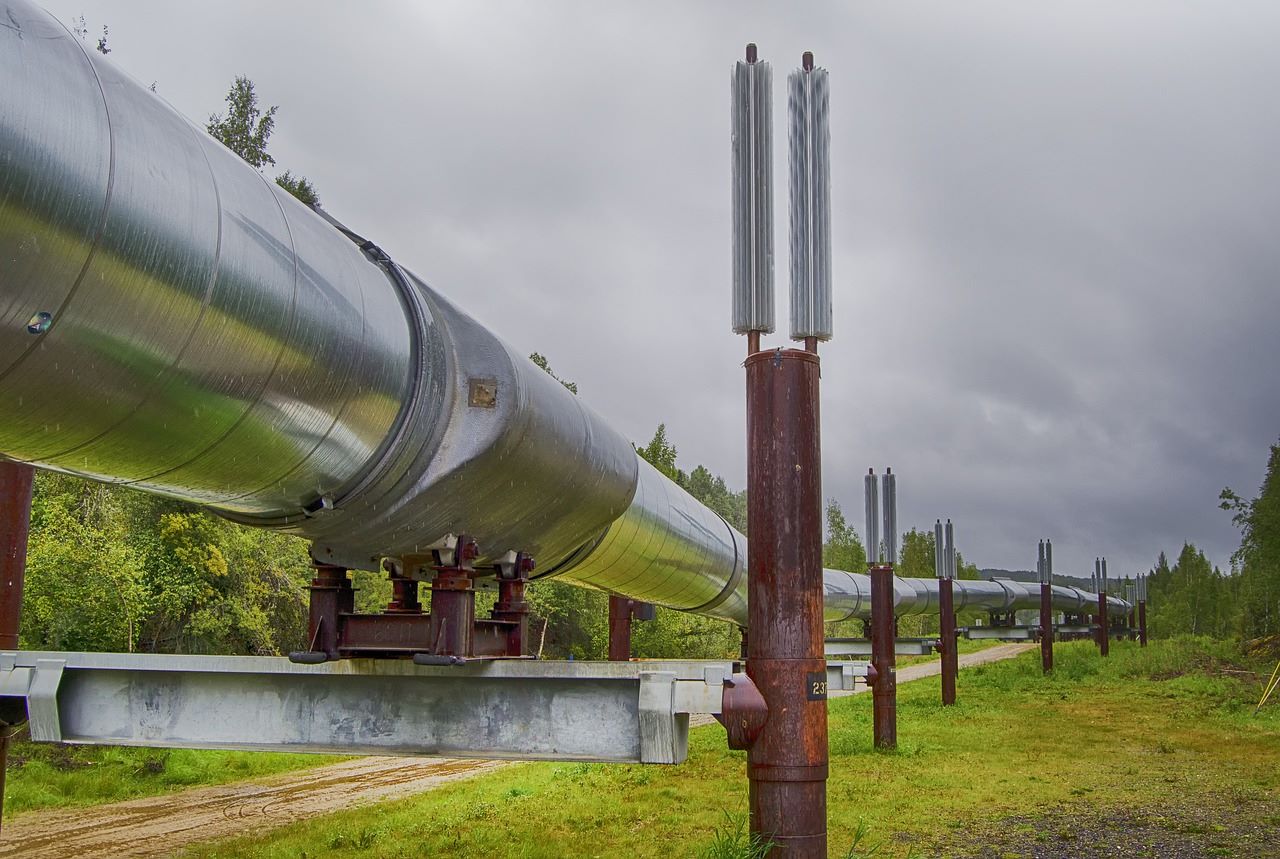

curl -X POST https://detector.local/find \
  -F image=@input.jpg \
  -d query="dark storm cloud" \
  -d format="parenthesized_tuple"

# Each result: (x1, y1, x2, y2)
(45, 0, 1279, 579)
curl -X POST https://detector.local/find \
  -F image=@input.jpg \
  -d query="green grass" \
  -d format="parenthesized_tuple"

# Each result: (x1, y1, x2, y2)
(3, 733, 345, 817)
(173, 637, 1280, 858)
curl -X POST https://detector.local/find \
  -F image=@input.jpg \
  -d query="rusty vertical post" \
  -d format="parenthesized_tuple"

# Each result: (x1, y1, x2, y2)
(427, 536, 478, 659)
(0, 462, 34, 650)
(383, 559, 422, 614)
(492, 554, 533, 657)
(1138, 574, 1148, 647)
(1097, 557, 1110, 657)
(1039, 538, 1054, 674)
(608, 595, 633, 662)
(0, 461, 35, 835)
(870, 563, 897, 746)
(939, 577, 956, 705)
(745, 348, 826, 857)
(867, 470, 896, 746)
(303, 562, 353, 661)
(935, 519, 956, 706)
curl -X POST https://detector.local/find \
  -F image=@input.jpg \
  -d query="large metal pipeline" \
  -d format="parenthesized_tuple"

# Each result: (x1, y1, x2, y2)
(0, 0, 1127, 633)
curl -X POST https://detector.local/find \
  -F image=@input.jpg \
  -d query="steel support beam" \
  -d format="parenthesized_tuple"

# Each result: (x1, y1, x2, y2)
(823, 638, 937, 657)
(745, 348, 827, 856)
(0, 652, 865, 764)
(1138, 600, 1147, 647)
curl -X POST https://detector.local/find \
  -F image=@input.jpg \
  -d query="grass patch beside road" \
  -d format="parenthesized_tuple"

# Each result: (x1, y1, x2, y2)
(3, 735, 344, 817)
(177, 637, 1280, 858)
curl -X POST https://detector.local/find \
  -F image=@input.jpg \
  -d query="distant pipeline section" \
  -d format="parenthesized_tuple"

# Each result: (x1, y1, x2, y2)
(0, 0, 1127, 632)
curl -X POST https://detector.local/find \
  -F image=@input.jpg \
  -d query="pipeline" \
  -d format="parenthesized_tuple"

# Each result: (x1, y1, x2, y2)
(0, 0, 1128, 632)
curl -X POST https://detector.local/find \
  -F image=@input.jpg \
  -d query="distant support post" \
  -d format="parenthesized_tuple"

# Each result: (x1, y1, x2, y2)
(869, 470, 898, 747)
(936, 519, 957, 705)
(1039, 538, 1054, 674)
(1097, 557, 1110, 657)
(1138, 573, 1148, 648)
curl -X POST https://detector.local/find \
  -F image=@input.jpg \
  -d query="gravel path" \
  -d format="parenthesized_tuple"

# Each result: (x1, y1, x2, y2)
(923, 799, 1280, 858)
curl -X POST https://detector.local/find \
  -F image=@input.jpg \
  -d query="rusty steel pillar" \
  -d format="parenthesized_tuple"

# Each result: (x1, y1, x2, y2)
(608, 594, 633, 662)
(745, 348, 827, 857)
(493, 554, 533, 657)
(1040, 583, 1054, 673)
(869, 563, 898, 748)
(383, 559, 422, 614)
(427, 537, 479, 659)
(304, 562, 353, 661)
(1138, 600, 1147, 647)
(0, 461, 35, 835)
(1097, 592, 1110, 657)
(939, 575, 957, 705)
(0, 462, 35, 650)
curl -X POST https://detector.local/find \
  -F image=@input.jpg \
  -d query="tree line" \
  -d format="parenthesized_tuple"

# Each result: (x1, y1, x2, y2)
(1145, 441, 1280, 641)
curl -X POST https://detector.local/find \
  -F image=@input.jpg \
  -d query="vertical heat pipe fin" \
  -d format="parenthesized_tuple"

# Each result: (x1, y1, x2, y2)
(787, 60, 832, 341)
(934, 521, 945, 578)
(944, 520, 955, 580)
(882, 469, 898, 564)
(731, 55, 774, 334)
(864, 470, 880, 564)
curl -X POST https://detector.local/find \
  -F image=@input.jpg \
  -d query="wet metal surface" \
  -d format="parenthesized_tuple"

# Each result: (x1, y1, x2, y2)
(744, 349, 826, 857)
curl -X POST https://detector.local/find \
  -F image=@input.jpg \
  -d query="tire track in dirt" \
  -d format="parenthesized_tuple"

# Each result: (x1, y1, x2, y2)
(0, 644, 1033, 857)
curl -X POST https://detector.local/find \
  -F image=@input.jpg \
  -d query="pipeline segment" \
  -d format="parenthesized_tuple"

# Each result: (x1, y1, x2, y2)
(0, 0, 1128, 631)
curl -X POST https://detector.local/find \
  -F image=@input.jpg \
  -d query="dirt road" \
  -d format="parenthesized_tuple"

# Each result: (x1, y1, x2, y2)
(0, 643, 1033, 858)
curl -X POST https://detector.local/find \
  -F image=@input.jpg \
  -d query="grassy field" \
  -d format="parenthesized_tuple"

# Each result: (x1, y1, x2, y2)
(170, 638, 1280, 858)
(3, 736, 345, 817)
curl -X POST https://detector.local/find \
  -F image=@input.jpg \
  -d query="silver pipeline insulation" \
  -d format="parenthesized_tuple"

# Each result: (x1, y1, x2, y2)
(0, 0, 1128, 633)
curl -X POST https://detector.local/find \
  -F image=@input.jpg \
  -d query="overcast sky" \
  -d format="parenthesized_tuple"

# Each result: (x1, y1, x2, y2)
(45, 1, 1280, 579)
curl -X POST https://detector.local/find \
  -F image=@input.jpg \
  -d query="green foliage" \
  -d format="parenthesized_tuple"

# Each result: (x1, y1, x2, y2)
(525, 579, 607, 659)
(1147, 543, 1234, 639)
(22, 473, 313, 656)
(637, 423, 680, 482)
(23, 476, 145, 652)
(897, 528, 934, 580)
(698, 812, 774, 859)
(1220, 441, 1280, 637)
(823, 499, 865, 573)
(207, 76, 277, 168)
(274, 170, 319, 206)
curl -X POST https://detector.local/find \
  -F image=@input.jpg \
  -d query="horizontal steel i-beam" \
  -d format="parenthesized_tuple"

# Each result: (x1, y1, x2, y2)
(0, 652, 868, 765)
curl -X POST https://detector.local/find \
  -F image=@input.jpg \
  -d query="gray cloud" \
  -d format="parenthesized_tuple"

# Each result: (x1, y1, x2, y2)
(45, 0, 1279, 579)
